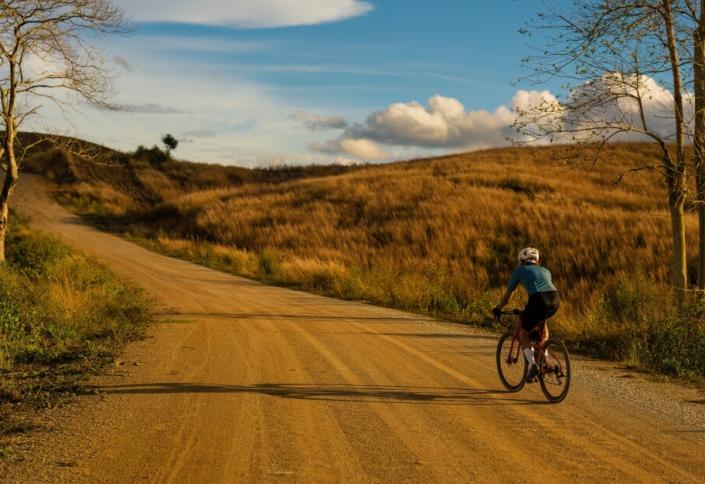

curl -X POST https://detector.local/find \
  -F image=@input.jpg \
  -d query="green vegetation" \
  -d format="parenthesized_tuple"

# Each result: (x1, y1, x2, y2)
(133, 144, 171, 167)
(0, 220, 151, 447)
(33, 138, 705, 378)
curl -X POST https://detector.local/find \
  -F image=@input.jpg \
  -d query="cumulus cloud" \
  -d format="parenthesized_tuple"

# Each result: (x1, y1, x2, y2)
(114, 0, 373, 28)
(291, 111, 348, 130)
(342, 95, 518, 149)
(310, 138, 390, 161)
(313, 76, 688, 161)
(310, 94, 534, 159)
(564, 74, 687, 141)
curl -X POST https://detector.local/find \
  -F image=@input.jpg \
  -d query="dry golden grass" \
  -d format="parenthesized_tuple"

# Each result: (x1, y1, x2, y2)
(144, 143, 684, 312)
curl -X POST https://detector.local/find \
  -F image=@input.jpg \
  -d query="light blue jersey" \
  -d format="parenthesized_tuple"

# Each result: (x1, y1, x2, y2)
(507, 264, 556, 295)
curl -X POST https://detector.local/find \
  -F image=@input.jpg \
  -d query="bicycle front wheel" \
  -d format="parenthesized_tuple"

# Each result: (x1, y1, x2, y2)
(496, 331, 527, 392)
(538, 337, 571, 403)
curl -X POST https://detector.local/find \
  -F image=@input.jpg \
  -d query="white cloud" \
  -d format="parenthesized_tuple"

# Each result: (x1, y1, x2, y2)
(342, 95, 518, 150)
(314, 78, 687, 161)
(311, 94, 526, 159)
(114, 0, 373, 28)
(563, 74, 687, 141)
(310, 138, 389, 161)
(338, 138, 389, 160)
(25, 34, 309, 165)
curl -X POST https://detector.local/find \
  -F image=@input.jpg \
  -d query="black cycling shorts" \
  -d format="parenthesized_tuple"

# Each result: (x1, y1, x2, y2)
(522, 290, 560, 332)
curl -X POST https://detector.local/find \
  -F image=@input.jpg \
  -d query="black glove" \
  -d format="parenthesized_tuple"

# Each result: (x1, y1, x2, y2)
(492, 306, 502, 317)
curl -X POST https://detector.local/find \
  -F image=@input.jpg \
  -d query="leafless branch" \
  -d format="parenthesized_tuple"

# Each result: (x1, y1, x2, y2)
(0, 0, 127, 260)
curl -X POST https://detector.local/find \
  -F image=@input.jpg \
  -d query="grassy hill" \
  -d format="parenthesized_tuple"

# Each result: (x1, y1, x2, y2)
(27, 138, 705, 376)
(18, 132, 358, 215)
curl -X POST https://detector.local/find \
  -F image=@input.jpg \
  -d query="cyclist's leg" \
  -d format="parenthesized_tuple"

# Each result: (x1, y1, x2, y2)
(538, 292, 560, 363)
(520, 296, 543, 372)
(519, 312, 535, 350)
(519, 327, 536, 374)
(536, 321, 549, 363)
(521, 294, 542, 348)
(539, 290, 560, 345)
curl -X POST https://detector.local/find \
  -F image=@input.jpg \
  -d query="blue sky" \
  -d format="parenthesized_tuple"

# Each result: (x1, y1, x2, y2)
(132, 1, 543, 109)
(35, 0, 560, 166)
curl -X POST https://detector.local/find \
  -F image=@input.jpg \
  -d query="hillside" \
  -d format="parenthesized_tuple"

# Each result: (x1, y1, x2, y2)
(30, 139, 705, 375)
(134, 144, 680, 312)
(18, 132, 359, 214)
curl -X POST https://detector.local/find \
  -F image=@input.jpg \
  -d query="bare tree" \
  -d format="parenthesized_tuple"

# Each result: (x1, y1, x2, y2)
(0, 0, 126, 261)
(517, 0, 692, 304)
(681, 0, 705, 292)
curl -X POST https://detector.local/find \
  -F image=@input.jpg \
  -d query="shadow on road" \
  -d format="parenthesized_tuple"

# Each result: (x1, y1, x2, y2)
(90, 382, 545, 406)
(374, 332, 494, 340)
(154, 311, 437, 324)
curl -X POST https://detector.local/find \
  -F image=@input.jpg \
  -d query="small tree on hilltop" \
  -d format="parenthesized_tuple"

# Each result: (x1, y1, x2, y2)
(0, 0, 126, 262)
(162, 133, 178, 157)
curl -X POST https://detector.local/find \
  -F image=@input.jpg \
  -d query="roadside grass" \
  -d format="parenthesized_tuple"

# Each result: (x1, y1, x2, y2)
(125, 234, 705, 379)
(47, 141, 705, 378)
(0, 219, 151, 451)
(126, 233, 499, 324)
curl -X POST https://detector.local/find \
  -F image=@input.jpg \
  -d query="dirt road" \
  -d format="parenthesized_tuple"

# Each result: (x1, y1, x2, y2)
(4, 175, 705, 482)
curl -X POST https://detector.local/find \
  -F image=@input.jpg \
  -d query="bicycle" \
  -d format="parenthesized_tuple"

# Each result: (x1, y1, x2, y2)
(495, 309, 571, 403)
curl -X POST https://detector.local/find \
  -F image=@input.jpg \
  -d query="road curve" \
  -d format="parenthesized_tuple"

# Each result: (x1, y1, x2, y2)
(4, 175, 705, 483)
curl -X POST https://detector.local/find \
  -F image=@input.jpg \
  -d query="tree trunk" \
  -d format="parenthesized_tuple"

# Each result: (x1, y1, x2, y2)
(0, 194, 9, 263)
(0, 112, 19, 263)
(0, 157, 17, 263)
(663, 0, 688, 304)
(695, 1, 705, 292)
(670, 198, 688, 305)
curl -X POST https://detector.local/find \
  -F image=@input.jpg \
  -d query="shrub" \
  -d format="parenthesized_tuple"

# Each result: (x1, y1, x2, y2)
(133, 145, 169, 166)
(0, 225, 150, 372)
(258, 249, 281, 278)
(640, 310, 705, 377)
(7, 228, 70, 280)
(597, 274, 666, 326)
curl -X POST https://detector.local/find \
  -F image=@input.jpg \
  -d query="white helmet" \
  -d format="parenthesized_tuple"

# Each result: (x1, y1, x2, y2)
(518, 247, 539, 263)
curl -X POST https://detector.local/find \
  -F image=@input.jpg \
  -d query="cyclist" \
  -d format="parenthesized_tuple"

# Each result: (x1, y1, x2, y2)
(493, 247, 560, 382)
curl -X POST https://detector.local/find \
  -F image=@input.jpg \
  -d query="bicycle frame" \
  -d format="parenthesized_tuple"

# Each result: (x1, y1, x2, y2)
(496, 309, 571, 402)
(506, 316, 524, 367)
(500, 311, 563, 378)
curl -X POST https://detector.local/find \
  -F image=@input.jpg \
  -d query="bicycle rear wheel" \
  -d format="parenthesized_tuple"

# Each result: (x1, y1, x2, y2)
(538, 337, 571, 403)
(496, 331, 527, 392)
